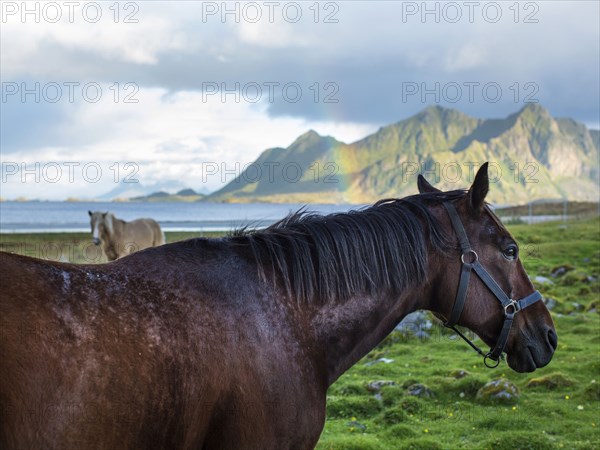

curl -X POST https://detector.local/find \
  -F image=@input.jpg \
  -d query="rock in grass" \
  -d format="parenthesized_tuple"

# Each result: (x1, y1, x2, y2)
(534, 276, 554, 285)
(525, 373, 576, 390)
(395, 310, 432, 339)
(476, 379, 519, 404)
(366, 380, 396, 393)
(571, 302, 584, 312)
(551, 264, 575, 277)
(406, 383, 434, 398)
(543, 297, 557, 310)
(449, 369, 470, 379)
(366, 380, 397, 401)
(414, 330, 431, 340)
(365, 357, 394, 366)
(346, 419, 367, 431)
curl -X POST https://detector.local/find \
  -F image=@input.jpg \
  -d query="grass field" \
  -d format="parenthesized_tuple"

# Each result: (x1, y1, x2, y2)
(1, 218, 598, 449)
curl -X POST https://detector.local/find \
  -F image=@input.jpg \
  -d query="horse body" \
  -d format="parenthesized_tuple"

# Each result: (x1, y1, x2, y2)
(89, 212, 165, 260)
(1, 240, 326, 449)
(2, 165, 557, 449)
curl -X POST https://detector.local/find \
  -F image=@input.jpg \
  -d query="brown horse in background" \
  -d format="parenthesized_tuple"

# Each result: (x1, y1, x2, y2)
(1, 164, 556, 449)
(88, 211, 165, 261)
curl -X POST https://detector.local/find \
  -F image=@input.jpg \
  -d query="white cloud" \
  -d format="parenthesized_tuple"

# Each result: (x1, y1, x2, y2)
(1, 85, 374, 199)
(1, 1, 597, 200)
(444, 43, 488, 72)
(1, 4, 187, 78)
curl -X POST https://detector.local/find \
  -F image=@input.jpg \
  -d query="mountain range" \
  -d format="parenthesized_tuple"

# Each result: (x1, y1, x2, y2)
(209, 104, 599, 205)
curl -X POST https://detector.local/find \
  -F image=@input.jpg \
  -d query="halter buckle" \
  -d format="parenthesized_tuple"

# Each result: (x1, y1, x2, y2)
(504, 299, 520, 316)
(460, 250, 478, 264)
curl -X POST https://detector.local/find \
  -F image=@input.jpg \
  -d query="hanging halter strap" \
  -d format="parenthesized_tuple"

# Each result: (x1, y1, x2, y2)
(442, 202, 542, 368)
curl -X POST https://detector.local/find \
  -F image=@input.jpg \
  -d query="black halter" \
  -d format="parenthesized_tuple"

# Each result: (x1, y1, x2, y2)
(442, 202, 542, 368)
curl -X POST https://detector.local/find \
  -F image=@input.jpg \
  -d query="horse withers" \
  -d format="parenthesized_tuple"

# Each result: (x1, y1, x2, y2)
(88, 211, 165, 261)
(1, 163, 556, 449)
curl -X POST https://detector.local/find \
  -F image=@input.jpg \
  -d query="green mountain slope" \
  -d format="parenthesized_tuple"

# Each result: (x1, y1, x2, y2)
(209, 105, 600, 204)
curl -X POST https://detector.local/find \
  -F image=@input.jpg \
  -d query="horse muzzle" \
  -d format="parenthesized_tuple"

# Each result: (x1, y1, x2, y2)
(93, 238, 101, 246)
(507, 326, 557, 373)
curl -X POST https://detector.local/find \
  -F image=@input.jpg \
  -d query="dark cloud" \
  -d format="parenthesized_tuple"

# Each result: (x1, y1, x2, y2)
(2, 0, 599, 160)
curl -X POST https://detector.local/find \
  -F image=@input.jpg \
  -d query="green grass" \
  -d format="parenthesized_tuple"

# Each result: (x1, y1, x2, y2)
(496, 201, 598, 218)
(1, 218, 599, 449)
(0, 231, 224, 264)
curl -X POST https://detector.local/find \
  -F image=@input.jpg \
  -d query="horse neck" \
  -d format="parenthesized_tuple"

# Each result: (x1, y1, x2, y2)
(310, 280, 434, 387)
(101, 218, 124, 258)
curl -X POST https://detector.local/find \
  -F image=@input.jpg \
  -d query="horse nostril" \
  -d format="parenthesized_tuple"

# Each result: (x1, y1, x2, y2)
(547, 328, 558, 350)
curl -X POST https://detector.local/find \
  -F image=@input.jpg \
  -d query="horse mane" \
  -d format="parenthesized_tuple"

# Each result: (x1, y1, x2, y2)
(232, 190, 467, 304)
(104, 212, 115, 237)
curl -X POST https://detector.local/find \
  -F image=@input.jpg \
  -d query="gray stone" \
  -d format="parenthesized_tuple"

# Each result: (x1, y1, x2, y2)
(406, 383, 434, 398)
(551, 266, 572, 277)
(365, 357, 395, 367)
(366, 380, 396, 393)
(414, 330, 431, 340)
(476, 379, 519, 404)
(346, 420, 367, 431)
(449, 369, 470, 379)
(543, 297, 557, 310)
(395, 310, 433, 338)
(534, 276, 554, 285)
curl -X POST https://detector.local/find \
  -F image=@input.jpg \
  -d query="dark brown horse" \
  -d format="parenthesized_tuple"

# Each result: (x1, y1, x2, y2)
(0, 164, 556, 449)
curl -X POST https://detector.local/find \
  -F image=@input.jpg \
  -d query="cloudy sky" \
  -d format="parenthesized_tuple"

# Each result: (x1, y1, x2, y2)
(1, 0, 599, 199)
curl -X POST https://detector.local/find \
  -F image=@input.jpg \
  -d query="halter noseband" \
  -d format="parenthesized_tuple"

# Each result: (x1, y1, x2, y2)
(442, 202, 542, 368)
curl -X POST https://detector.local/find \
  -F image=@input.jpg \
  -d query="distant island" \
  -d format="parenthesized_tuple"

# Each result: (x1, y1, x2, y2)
(128, 189, 205, 202)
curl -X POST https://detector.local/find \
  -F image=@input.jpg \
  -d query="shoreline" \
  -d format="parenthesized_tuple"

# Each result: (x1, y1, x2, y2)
(1, 213, 591, 233)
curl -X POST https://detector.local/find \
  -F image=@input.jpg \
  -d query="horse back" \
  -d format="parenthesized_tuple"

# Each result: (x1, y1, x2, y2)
(127, 218, 164, 249)
(0, 241, 325, 449)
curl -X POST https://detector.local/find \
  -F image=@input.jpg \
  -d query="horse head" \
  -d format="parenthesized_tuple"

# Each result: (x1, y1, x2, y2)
(88, 211, 112, 246)
(420, 163, 557, 373)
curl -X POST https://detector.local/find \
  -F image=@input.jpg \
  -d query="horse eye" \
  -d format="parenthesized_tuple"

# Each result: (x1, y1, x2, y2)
(503, 245, 518, 260)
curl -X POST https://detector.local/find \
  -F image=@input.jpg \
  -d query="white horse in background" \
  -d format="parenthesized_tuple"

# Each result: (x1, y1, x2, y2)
(88, 211, 165, 261)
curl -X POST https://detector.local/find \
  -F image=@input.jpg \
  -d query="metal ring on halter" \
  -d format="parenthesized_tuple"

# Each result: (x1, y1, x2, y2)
(484, 354, 501, 368)
(504, 300, 520, 316)
(460, 249, 478, 264)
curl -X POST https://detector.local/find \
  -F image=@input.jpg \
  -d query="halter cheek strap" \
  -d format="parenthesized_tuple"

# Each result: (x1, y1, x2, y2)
(442, 202, 542, 367)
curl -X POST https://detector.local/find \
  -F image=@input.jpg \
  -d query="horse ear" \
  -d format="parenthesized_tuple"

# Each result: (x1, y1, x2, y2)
(417, 174, 441, 194)
(88, 210, 92, 217)
(102, 212, 108, 217)
(468, 163, 489, 211)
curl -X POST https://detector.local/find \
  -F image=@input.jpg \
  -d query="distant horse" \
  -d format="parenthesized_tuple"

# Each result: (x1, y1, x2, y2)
(1, 164, 556, 449)
(88, 211, 165, 260)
